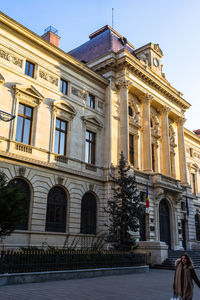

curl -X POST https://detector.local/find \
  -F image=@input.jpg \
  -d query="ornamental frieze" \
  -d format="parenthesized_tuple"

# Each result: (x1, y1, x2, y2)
(0, 49, 23, 68)
(39, 70, 58, 86)
(71, 86, 87, 100)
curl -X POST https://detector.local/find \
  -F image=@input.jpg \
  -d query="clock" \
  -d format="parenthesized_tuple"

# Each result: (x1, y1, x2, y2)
(153, 58, 159, 67)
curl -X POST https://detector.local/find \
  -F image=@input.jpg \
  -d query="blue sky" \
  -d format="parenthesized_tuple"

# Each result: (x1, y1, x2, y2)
(0, 0, 199, 131)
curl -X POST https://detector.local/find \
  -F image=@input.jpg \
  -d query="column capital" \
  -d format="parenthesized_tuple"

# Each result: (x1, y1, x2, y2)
(139, 93, 153, 104)
(158, 105, 171, 114)
(176, 117, 186, 126)
(116, 78, 132, 89)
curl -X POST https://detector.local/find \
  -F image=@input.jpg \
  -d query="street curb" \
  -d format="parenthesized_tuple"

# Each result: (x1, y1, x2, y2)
(0, 265, 149, 286)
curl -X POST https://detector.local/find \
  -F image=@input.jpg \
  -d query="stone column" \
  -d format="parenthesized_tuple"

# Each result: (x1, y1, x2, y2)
(160, 106, 171, 176)
(140, 93, 153, 172)
(134, 134, 139, 169)
(177, 117, 188, 185)
(118, 79, 131, 161)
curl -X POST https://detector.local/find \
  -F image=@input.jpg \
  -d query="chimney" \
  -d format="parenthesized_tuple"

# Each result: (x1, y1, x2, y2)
(42, 26, 60, 47)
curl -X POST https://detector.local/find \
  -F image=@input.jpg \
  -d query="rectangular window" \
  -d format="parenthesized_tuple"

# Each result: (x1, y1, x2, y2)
(25, 60, 35, 78)
(15, 103, 33, 144)
(85, 130, 95, 164)
(191, 173, 196, 195)
(88, 94, 95, 109)
(152, 144, 155, 172)
(60, 79, 68, 95)
(54, 118, 67, 155)
(129, 134, 134, 165)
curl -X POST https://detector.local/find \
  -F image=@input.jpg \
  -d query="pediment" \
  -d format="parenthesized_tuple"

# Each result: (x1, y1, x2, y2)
(82, 115, 103, 128)
(51, 100, 76, 118)
(13, 84, 44, 102)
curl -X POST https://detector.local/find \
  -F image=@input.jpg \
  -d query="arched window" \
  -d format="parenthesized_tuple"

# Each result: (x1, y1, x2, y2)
(195, 214, 200, 241)
(128, 106, 133, 117)
(8, 178, 30, 230)
(80, 192, 97, 234)
(45, 186, 67, 232)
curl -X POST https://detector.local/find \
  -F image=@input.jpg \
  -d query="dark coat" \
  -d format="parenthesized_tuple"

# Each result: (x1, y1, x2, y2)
(173, 258, 200, 300)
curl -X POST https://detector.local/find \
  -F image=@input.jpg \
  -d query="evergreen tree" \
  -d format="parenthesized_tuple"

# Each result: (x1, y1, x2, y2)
(0, 172, 25, 237)
(105, 152, 145, 251)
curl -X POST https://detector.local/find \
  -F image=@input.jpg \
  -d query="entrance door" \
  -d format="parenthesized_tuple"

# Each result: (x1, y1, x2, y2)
(181, 220, 186, 250)
(139, 213, 146, 241)
(159, 199, 171, 249)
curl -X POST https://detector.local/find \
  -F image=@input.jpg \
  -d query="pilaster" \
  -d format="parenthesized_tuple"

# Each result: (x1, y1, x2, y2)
(177, 117, 188, 185)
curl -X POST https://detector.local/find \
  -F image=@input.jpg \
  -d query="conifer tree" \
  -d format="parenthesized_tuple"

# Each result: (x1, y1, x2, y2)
(105, 152, 145, 251)
(0, 172, 25, 237)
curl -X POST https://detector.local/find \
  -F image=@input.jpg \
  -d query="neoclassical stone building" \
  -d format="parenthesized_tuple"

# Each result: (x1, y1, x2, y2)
(0, 12, 200, 263)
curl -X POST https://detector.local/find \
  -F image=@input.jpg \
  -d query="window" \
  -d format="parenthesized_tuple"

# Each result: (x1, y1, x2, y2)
(80, 192, 97, 234)
(129, 134, 134, 165)
(60, 79, 68, 95)
(15, 103, 33, 144)
(152, 144, 155, 172)
(25, 60, 35, 78)
(195, 214, 200, 241)
(191, 173, 197, 195)
(128, 106, 133, 117)
(45, 186, 67, 232)
(54, 118, 67, 156)
(85, 130, 95, 164)
(8, 178, 30, 230)
(88, 93, 95, 109)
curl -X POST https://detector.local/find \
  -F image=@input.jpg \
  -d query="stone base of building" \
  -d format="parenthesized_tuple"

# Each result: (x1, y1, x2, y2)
(135, 241, 168, 265)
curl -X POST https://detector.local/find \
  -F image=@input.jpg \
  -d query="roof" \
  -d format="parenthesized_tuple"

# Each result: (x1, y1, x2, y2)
(68, 25, 135, 63)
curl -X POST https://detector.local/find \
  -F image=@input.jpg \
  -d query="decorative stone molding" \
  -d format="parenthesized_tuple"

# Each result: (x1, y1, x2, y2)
(154, 187, 164, 200)
(57, 176, 64, 185)
(174, 192, 183, 204)
(153, 44, 163, 57)
(13, 84, 44, 106)
(169, 124, 176, 144)
(116, 79, 132, 89)
(158, 105, 171, 114)
(71, 86, 87, 100)
(0, 49, 23, 68)
(89, 184, 94, 191)
(98, 101, 104, 109)
(18, 167, 26, 177)
(176, 117, 186, 126)
(81, 115, 103, 129)
(51, 100, 76, 120)
(39, 70, 58, 86)
(139, 93, 153, 103)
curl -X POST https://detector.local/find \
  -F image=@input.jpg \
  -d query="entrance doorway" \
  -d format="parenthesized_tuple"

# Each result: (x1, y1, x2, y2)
(181, 220, 186, 250)
(159, 199, 171, 249)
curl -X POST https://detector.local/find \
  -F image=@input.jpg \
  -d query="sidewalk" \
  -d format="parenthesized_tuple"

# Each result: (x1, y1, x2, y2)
(0, 269, 200, 300)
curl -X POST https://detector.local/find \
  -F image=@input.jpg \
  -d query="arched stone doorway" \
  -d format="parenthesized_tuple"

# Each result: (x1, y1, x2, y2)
(159, 199, 171, 249)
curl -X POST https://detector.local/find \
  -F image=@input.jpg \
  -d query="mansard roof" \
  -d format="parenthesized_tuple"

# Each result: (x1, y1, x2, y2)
(68, 25, 135, 63)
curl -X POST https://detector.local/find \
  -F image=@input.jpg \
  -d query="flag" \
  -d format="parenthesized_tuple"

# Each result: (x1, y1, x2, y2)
(186, 194, 189, 216)
(146, 183, 150, 209)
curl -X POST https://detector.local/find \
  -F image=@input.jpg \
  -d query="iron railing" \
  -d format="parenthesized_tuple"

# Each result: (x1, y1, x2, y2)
(0, 249, 146, 274)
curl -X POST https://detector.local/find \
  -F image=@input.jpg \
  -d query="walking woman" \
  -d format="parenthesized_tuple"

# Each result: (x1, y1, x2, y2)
(173, 253, 200, 300)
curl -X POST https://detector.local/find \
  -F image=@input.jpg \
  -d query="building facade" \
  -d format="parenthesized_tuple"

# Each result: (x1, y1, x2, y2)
(0, 13, 200, 264)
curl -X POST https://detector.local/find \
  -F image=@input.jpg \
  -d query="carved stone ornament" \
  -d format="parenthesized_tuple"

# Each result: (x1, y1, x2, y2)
(51, 100, 76, 120)
(153, 44, 163, 57)
(39, 70, 58, 86)
(0, 49, 23, 68)
(89, 184, 94, 191)
(176, 117, 186, 126)
(0, 73, 5, 85)
(154, 187, 164, 200)
(116, 79, 132, 89)
(158, 105, 171, 114)
(57, 176, 64, 185)
(13, 84, 44, 105)
(18, 167, 26, 177)
(139, 93, 153, 103)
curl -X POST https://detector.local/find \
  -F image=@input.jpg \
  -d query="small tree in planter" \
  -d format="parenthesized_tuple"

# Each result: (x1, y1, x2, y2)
(0, 172, 25, 238)
(105, 152, 145, 251)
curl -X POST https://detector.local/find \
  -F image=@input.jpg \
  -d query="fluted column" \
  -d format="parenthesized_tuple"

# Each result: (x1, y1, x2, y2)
(177, 117, 188, 185)
(160, 106, 171, 176)
(140, 93, 153, 172)
(118, 79, 131, 160)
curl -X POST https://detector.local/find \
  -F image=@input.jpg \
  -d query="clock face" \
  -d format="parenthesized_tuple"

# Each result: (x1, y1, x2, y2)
(153, 58, 159, 67)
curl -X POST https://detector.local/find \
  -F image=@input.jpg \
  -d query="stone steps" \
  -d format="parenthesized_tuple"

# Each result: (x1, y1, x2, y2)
(153, 250, 200, 270)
